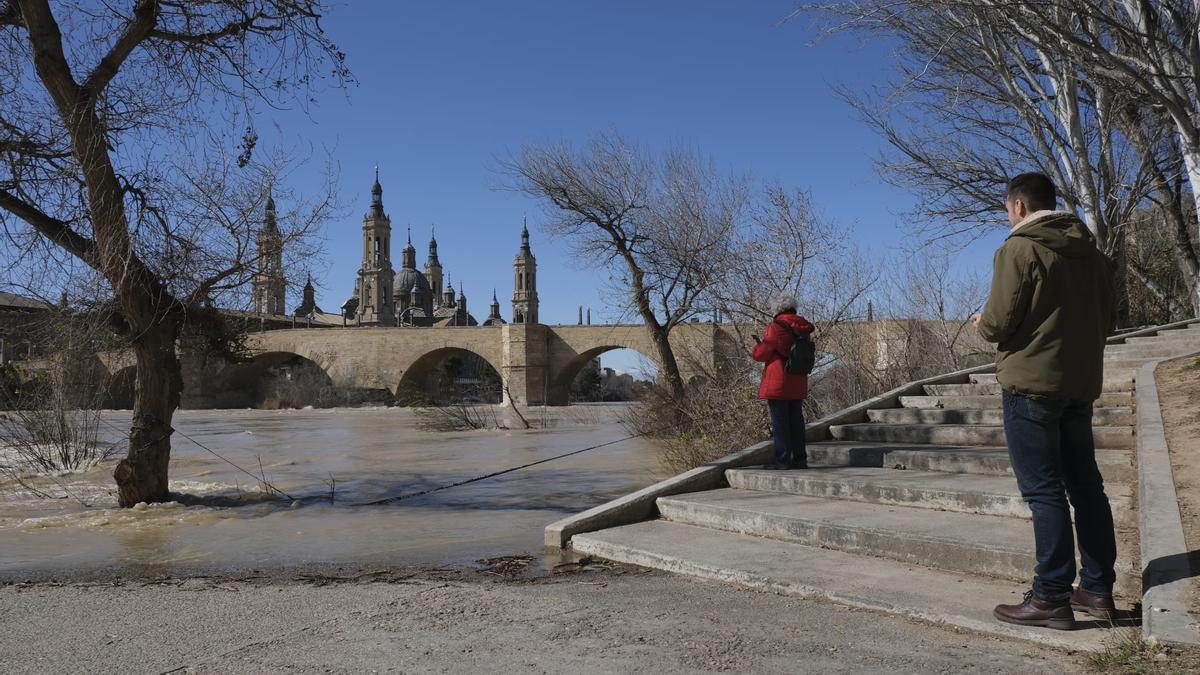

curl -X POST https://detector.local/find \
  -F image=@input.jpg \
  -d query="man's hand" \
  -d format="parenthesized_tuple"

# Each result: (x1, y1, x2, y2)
(971, 313, 982, 329)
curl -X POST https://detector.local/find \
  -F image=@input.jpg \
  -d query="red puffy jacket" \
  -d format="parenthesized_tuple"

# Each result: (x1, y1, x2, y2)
(752, 312, 815, 400)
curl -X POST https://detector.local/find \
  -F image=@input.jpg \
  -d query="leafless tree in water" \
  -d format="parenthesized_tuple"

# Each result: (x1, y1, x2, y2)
(0, 1, 346, 506)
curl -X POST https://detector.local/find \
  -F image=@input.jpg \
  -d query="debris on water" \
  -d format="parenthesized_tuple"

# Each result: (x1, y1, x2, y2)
(290, 500, 302, 509)
(476, 554, 535, 577)
(132, 502, 148, 511)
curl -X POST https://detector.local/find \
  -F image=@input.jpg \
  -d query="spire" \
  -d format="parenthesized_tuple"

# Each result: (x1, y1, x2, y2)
(487, 288, 502, 322)
(427, 224, 440, 264)
(263, 185, 278, 232)
(397, 225, 417, 269)
(367, 166, 384, 219)
(304, 272, 314, 291)
(520, 217, 531, 254)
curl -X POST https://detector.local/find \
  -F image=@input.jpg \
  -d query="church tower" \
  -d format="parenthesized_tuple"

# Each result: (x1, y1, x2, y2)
(251, 190, 286, 315)
(482, 289, 505, 326)
(355, 169, 395, 326)
(455, 286, 469, 326)
(511, 220, 538, 324)
(424, 227, 444, 305)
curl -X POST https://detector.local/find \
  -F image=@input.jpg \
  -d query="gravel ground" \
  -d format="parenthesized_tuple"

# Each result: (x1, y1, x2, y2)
(0, 560, 1082, 674)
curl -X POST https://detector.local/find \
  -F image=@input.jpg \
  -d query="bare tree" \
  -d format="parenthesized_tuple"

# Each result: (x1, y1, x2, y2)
(506, 133, 742, 399)
(798, 1, 1189, 324)
(999, 0, 1200, 317)
(802, 0, 1200, 317)
(0, 1, 346, 506)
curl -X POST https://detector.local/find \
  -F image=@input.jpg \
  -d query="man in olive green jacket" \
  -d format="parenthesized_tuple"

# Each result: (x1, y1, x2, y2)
(973, 172, 1118, 630)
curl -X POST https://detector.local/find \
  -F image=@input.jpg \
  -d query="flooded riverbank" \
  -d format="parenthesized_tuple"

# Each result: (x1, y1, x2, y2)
(0, 405, 665, 580)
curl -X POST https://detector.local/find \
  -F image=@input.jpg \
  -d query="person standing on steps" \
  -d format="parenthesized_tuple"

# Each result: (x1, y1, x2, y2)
(753, 294, 815, 470)
(972, 172, 1119, 631)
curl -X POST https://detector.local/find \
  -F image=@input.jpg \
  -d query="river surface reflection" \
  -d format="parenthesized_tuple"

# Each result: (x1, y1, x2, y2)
(0, 406, 665, 579)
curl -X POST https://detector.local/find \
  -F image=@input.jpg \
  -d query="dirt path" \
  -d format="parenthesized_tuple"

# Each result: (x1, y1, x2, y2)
(1156, 356, 1200, 619)
(0, 561, 1083, 674)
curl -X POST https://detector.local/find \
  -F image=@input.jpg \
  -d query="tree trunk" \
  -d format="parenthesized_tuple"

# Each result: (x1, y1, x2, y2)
(1113, 229, 1132, 328)
(1175, 142, 1200, 317)
(113, 322, 182, 506)
(650, 326, 686, 400)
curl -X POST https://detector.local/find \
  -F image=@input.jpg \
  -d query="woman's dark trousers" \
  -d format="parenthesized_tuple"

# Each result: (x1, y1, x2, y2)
(1001, 391, 1117, 600)
(767, 398, 807, 467)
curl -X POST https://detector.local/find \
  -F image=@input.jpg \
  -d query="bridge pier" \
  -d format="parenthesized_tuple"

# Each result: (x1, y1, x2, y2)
(501, 324, 551, 406)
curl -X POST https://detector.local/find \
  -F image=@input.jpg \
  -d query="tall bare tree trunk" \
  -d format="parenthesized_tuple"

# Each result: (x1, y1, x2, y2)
(113, 322, 182, 506)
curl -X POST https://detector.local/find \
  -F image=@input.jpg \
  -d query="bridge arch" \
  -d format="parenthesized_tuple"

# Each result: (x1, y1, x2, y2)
(547, 344, 661, 405)
(396, 346, 505, 405)
(104, 366, 136, 409)
(216, 351, 335, 408)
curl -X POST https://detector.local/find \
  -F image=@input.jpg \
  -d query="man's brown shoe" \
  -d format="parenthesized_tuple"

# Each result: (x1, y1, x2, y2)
(1070, 588, 1117, 620)
(994, 591, 1076, 630)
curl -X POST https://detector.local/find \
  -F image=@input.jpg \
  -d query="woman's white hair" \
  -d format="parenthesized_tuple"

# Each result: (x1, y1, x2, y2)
(769, 293, 797, 316)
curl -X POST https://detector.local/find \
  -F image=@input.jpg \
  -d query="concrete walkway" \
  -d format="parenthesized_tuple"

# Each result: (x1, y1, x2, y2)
(0, 567, 1083, 674)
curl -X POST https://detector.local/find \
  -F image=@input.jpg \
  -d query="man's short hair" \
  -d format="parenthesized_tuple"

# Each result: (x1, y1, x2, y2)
(1006, 172, 1057, 212)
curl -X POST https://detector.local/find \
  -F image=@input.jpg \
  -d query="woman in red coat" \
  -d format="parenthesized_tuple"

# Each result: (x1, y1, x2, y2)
(752, 294, 815, 469)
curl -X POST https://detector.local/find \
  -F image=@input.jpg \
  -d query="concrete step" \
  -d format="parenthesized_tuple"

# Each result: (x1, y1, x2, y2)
(726, 466, 1033, 517)
(1106, 342, 1199, 355)
(881, 446, 1133, 479)
(924, 383, 1000, 396)
(1106, 346, 1200, 361)
(727, 465, 1132, 520)
(932, 375, 1132, 396)
(571, 520, 1116, 652)
(656, 489, 1038, 581)
(899, 391, 1134, 410)
(803, 442, 892, 467)
(1124, 333, 1200, 346)
(829, 423, 1134, 449)
(865, 406, 1133, 426)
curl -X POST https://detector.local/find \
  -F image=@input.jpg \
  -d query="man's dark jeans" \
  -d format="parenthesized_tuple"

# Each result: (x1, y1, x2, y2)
(768, 399, 806, 467)
(1002, 390, 1117, 601)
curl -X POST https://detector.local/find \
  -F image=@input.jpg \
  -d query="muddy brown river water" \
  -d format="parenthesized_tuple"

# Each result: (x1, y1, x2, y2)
(0, 406, 665, 579)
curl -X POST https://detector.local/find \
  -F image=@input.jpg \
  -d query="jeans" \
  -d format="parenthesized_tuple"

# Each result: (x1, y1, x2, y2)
(1002, 391, 1117, 600)
(767, 399, 807, 467)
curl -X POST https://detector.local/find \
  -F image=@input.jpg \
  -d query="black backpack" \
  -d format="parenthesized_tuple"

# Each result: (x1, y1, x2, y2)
(773, 319, 816, 375)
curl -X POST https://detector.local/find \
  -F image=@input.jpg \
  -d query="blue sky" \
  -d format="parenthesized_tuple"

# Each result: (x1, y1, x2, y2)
(257, 1, 1007, 372)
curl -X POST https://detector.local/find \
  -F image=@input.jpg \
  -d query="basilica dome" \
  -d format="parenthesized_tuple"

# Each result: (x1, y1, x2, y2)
(394, 267, 431, 296)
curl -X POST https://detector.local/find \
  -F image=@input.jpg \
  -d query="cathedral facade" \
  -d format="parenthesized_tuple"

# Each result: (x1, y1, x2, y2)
(251, 171, 540, 327)
(341, 170, 538, 327)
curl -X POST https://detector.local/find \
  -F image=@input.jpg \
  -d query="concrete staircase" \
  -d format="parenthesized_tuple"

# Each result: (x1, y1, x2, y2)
(570, 321, 1200, 650)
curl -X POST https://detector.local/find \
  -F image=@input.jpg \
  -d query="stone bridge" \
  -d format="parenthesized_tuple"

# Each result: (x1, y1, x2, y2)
(79, 317, 989, 409)
(94, 323, 735, 408)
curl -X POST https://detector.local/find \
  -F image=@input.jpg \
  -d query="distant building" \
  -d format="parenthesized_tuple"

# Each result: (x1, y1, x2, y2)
(252, 169, 542, 329)
(250, 190, 286, 315)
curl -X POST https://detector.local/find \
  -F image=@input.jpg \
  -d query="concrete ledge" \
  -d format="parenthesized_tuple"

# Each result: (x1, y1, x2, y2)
(1137, 352, 1200, 646)
(1110, 319, 1200, 343)
(544, 440, 774, 548)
